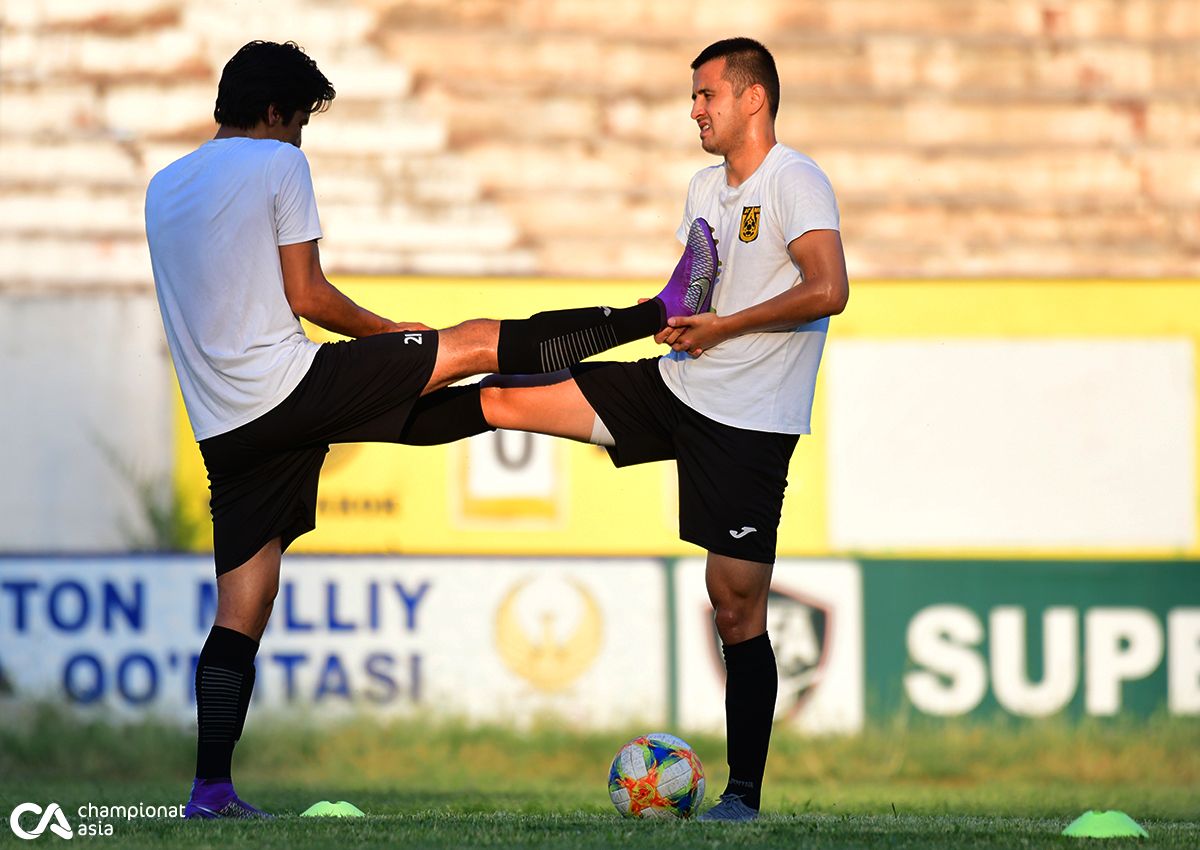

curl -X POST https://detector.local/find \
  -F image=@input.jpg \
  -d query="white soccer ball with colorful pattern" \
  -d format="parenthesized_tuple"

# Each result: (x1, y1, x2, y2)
(607, 733, 705, 819)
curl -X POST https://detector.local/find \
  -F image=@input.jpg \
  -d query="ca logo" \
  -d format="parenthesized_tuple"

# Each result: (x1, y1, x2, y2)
(9, 803, 73, 840)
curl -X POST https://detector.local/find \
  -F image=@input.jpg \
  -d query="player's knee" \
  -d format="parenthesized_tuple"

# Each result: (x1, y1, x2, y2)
(433, 319, 499, 383)
(469, 317, 500, 336)
(479, 384, 511, 429)
(239, 585, 277, 620)
(245, 572, 280, 612)
(444, 318, 498, 350)
(713, 604, 758, 644)
(712, 582, 769, 641)
(215, 589, 276, 639)
(261, 594, 277, 618)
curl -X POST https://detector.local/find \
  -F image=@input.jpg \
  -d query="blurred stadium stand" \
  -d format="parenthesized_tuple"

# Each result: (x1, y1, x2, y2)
(2, 0, 1197, 289)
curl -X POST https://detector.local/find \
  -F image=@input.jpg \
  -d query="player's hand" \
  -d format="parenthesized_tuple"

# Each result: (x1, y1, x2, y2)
(665, 312, 726, 358)
(386, 321, 433, 333)
(641, 298, 688, 347)
(655, 325, 686, 347)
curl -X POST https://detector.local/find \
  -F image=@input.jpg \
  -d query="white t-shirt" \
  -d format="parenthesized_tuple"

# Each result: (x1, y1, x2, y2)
(658, 143, 840, 434)
(146, 138, 323, 441)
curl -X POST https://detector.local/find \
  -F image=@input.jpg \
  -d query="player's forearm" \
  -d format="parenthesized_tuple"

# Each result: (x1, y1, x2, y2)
(292, 278, 393, 338)
(720, 275, 848, 337)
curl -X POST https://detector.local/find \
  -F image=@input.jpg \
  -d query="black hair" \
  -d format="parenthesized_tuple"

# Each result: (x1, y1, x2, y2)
(691, 37, 779, 119)
(213, 40, 335, 129)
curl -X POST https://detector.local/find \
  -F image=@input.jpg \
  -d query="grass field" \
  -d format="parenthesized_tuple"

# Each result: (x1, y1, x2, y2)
(2, 708, 1197, 848)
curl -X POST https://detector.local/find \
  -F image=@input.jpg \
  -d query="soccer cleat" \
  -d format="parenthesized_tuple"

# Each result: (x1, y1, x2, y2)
(654, 217, 720, 321)
(184, 778, 273, 820)
(697, 792, 759, 822)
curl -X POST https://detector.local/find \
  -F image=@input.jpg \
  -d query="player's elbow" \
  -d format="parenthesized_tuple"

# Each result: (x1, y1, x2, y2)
(284, 277, 326, 321)
(824, 281, 849, 317)
(284, 290, 310, 318)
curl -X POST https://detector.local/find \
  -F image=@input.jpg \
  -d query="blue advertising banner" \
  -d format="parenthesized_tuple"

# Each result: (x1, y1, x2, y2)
(0, 556, 668, 727)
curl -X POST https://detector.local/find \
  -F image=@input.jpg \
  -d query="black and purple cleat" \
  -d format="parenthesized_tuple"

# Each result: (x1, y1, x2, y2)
(654, 217, 720, 320)
(184, 778, 273, 820)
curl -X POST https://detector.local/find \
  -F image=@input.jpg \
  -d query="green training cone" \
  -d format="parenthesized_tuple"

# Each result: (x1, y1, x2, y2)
(300, 800, 366, 817)
(1062, 810, 1148, 838)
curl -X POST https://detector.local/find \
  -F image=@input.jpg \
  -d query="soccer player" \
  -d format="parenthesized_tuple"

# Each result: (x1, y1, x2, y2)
(478, 38, 849, 821)
(144, 40, 716, 819)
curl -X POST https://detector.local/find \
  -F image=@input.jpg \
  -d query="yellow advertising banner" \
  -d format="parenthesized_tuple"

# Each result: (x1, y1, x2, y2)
(174, 279, 765, 556)
(174, 279, 1200, 558)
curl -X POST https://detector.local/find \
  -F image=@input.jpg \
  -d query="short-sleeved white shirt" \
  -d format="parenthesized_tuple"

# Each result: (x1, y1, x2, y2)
(146, 138, 323, 441)
(658, 143, 840, 434)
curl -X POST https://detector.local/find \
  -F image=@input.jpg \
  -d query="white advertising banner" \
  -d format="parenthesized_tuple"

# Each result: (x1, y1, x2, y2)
(673, 559, 864, 735)
(0, 556, 668, 728)
(825, 338, 1196, 551)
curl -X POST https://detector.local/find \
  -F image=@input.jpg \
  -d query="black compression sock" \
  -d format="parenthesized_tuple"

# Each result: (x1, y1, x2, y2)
(496, 300, 665, 374)
(721, 631, 777, 811)
(232, 664, 255, 741)
(195, 625, 259, 780)
(398, 383, 494, 445)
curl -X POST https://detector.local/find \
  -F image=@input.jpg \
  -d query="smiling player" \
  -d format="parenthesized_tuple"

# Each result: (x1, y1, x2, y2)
(477, 37, 849, 821)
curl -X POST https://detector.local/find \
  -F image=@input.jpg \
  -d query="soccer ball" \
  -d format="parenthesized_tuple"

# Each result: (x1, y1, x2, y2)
(607, 732, 705, 819)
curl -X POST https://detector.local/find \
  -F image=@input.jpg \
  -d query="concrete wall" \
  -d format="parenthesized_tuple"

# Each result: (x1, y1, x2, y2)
(0, 294, 173, 550)
(3, 0, 1197, 290)
(2, 0, 1197, 550)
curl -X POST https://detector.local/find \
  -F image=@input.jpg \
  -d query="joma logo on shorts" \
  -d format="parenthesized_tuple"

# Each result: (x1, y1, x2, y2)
(729, 526, 758, 539)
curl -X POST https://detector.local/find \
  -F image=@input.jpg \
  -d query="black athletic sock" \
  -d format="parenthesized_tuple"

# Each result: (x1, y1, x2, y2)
(195, 625, 260, 780)
(721, 631, 777, 811)
(232, 664, 255, 741)
(398, 383, 494, 445)
(496, 300, 665, 374)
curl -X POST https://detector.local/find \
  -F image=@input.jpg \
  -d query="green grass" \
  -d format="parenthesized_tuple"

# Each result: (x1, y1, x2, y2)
(1, 708, 1197, 848)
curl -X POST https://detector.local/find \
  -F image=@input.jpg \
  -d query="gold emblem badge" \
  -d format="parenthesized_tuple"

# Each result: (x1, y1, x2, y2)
(495, 577, 603, 692)
(739, 206, 760, 242)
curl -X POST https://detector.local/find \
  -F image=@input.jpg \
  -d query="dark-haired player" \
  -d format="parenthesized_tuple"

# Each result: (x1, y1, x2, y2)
(144, 40, 717, 819)
(478, 38, 848, 821)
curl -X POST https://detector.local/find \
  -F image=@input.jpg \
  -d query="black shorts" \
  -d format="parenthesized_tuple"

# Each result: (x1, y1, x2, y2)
(571, 358, 799, 563)
(198, 331, 439, 576)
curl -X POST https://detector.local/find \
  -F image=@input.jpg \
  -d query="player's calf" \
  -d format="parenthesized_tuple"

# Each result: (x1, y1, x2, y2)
(489, 219, 722, 375)
(495, 302, 663, 374)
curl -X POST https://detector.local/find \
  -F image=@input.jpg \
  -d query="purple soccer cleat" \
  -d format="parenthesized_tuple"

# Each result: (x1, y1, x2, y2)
(654, 217, 720, 320)
(184, 778, 273, 820)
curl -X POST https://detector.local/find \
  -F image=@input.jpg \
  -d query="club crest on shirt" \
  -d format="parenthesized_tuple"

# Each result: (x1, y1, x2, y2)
(739, 206, 760, 243)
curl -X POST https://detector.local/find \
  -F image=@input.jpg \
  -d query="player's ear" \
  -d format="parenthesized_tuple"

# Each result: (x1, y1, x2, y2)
(265, 103, 283, 126)
(746, 83, 767, 115)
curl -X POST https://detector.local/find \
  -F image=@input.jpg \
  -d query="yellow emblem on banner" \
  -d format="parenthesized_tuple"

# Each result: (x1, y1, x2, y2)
(739, 205, 760, 242)
(494, 577, 603, 692)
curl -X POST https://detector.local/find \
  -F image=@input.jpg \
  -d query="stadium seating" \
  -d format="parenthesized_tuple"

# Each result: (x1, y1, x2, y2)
(2, 0, 1196, 286)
